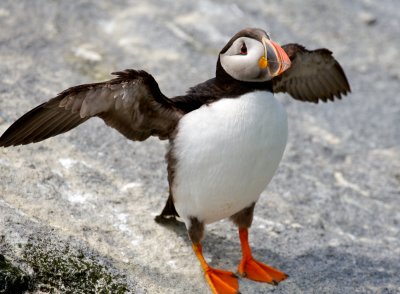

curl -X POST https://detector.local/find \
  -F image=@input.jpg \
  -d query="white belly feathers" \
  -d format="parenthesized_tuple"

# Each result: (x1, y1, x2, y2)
(172, 91, 288, 226)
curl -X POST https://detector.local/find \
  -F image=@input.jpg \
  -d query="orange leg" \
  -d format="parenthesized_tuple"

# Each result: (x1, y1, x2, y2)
(192, 243, 239, 294)
(237, 228, 288, 285)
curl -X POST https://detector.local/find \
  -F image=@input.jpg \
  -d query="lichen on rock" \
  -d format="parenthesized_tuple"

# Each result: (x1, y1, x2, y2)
(21, 237, 129, 293)
(0, 254, 32, 294)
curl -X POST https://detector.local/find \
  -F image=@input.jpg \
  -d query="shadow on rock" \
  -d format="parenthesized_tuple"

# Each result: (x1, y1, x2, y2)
(271, 246, 400, 293)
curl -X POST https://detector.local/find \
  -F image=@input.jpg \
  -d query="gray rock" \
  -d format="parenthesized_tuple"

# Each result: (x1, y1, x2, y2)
(0, 0, 399, 293)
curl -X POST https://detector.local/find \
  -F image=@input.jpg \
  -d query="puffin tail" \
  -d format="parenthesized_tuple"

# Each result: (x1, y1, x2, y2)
(155, 194, 179, 223)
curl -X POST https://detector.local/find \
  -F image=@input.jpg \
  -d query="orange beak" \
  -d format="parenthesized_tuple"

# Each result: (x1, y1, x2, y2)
(259, 37, 291, 77)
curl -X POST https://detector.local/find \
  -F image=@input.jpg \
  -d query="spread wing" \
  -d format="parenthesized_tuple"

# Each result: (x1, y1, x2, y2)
(272, 44, 351, 103)
(0, 70, 182, 147)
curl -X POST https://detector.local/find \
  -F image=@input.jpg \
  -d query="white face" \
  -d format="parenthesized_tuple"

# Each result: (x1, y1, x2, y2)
(220, 37, 269, 82)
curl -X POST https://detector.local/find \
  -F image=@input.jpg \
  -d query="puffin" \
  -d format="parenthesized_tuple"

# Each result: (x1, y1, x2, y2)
(0, 28, 350, 294)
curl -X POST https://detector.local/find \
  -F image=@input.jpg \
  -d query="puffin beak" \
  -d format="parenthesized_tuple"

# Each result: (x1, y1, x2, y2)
(259, 37, 291, 77)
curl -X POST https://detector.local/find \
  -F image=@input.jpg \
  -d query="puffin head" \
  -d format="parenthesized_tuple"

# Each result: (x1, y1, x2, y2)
(218, 28, 291, 82)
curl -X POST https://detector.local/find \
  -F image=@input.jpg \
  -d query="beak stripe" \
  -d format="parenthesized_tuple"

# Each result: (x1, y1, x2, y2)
(260, 37, 291, 76)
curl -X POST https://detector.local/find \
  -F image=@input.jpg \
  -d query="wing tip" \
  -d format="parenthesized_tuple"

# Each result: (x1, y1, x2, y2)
(0, 128, 36, 147)
(0, 135, 25, 147)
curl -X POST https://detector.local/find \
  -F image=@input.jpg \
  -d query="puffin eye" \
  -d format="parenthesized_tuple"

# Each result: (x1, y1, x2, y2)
(239, 43, 247, 55)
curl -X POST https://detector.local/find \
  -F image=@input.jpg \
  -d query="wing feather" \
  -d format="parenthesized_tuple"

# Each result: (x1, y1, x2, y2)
(0, 70, 182, 147)
(272, 44, 350, 103)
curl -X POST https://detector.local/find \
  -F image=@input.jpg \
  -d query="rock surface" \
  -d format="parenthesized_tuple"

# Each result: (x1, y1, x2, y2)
(0, 0, 399, 293)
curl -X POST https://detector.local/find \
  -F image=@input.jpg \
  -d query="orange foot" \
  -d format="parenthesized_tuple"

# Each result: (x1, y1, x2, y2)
(238, 228, 288, 285)
(205, 267, 239, 294)
(193, 243, 239, 294)
(238, 257, 288, 285)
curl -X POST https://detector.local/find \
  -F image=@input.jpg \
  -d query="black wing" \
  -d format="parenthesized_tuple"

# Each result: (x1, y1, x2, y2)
(272, 44, 351, 103)
(0, 70, 182, 147)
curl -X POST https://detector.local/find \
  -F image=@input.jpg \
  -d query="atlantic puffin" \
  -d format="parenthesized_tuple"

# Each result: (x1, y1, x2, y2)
(0, 28, 350, 293)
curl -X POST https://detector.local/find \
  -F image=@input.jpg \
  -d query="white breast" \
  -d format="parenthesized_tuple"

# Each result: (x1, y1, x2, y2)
(172, 91, 288, 226)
